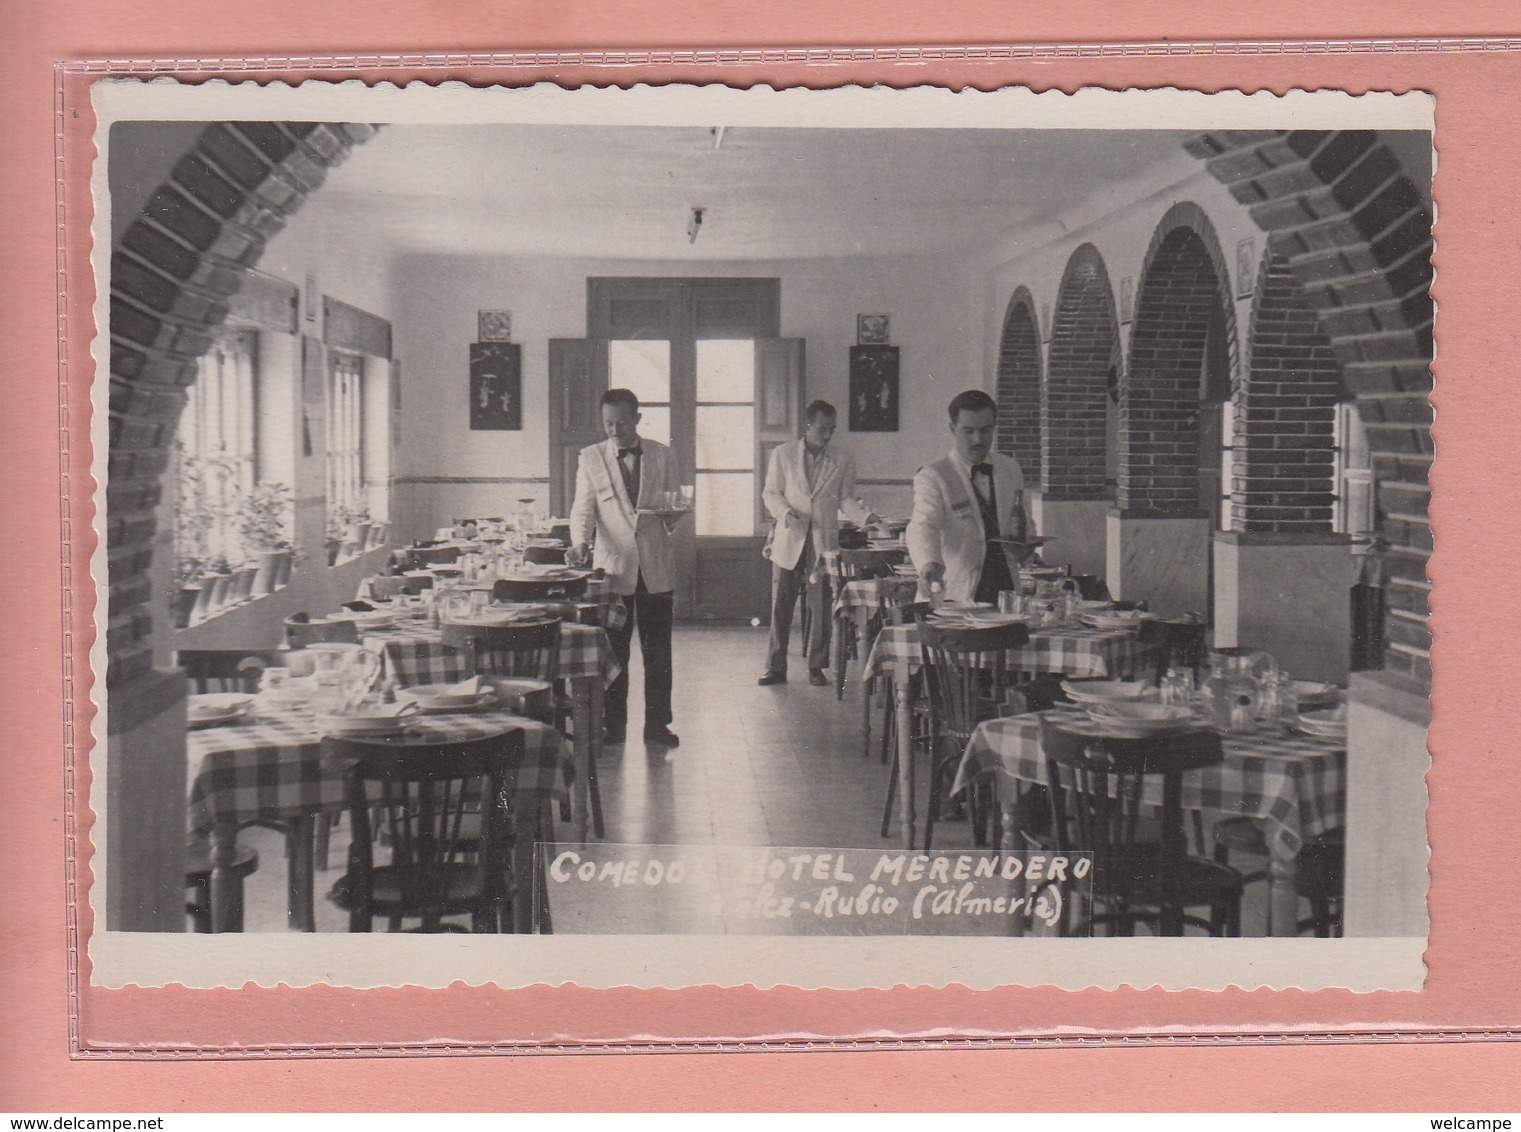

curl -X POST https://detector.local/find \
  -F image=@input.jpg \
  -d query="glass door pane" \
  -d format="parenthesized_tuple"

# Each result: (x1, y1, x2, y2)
(696, 472, 755, 536)
(609, 339, 671, 406)
(695, 406, 754, 469)
(695, 338, 754, 402)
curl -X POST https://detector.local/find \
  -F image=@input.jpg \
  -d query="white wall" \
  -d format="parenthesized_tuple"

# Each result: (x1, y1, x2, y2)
(382, 249, 979, 535)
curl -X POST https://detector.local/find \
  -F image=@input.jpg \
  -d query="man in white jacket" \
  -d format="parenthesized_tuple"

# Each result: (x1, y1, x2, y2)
(907, 389, 1032, 605)
(568, 388, 684, 746)
(759, 400, 877, 686)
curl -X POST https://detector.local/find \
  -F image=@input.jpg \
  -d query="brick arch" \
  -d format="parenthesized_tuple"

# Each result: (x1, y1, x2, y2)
(1234, 250, 1346, 533)
(1044, 243, 1119, 502)
(106, 122, 378, 687)
(1185, 129, 1434, 684)
(1120, 203, 1238, 518)
(993, 287, 1042, 483)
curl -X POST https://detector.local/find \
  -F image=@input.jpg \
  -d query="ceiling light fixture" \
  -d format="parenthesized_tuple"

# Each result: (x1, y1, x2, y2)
(687, 207, 705, 244)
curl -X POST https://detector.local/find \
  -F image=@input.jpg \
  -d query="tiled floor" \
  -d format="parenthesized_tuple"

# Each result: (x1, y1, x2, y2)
(231, 624, 1281, 934)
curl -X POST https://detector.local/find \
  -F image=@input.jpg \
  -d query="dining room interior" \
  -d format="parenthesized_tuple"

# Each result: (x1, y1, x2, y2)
(98, 110, 1433, 947)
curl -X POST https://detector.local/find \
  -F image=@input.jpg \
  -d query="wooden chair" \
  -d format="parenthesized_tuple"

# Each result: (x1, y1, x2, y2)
(916, 617, 1031, 850)
(177, 649, 285, 693)
(284, 615, 359, 649)
(1138, 616, 1209, 685)
(1211, 823, 1346, 937)
(523, 544, 567, 566)
(492, 576, 590, 602)
(184, 840, 260, 933)
(409, 545, 463, 568)
(324, 733, 523, 933)
(365, 575, 422, 599)
(1040, 717, 1244, 937)
(440, 619, 594, 830)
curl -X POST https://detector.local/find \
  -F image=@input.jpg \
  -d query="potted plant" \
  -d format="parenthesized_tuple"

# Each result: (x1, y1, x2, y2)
(238, 482, 296, 595)
(199, 554, 236, 618)
(326, 503, 351, 565)
(347, 504, 373, 559)
(173, 556, 205, 628)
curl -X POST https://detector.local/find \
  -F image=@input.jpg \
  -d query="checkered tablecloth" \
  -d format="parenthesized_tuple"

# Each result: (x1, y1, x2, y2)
(833, 576, 919, 632)
(951, 707, 1346, 860)
(187, 706, 573, 833)
(864, 621, 1150, 682)
(364, 619, 621, 686)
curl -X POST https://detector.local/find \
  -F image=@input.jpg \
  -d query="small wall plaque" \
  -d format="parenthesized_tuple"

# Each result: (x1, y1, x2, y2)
(856, 313, 890, 345)
(478, 309, 514, 342)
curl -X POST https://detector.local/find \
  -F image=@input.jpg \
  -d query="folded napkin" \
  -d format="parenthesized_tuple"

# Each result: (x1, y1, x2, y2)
(443, 675, 482, 697)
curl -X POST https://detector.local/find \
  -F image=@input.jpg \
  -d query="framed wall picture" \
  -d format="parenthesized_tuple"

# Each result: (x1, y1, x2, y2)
(856, 313, 890, 345)
(469, 341, 522, 430)
(848, 345, 899, 432)
(478, 309, 514, 342)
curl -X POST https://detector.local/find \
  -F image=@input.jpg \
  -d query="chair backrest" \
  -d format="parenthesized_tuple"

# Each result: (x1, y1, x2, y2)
(523, 544, 567, 566)
(381, 640, 476, 688)
(366, 575, 419, 599)
(285, 616, 359, 649)
(492, 576, 589, 602)
(831, 548, 905, 581)
(410, 545, 463, 567)
(176, 649, 284, 694)
(916, 617, 1031, 742)
(441, 619, 562, 682)
(1137, 617, 1210, 683)
(325, 732, 522, 932)
(1039, 718, 1222, 904)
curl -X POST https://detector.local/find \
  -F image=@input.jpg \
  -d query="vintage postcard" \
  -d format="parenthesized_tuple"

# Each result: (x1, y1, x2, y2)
(83, 78, 1433, 1006)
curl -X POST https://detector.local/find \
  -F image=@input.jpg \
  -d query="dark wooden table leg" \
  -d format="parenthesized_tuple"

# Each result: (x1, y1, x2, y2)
(287, 813, 316, 932)
(208, 818, 240, 933)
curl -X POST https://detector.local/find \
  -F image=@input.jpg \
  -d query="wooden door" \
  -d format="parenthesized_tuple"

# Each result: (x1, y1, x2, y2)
(548, 339, 608, 517)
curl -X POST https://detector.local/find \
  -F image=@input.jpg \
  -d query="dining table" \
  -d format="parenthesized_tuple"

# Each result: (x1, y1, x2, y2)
(187, 703, 573, 933)
(951, 706, 1348, 936)
(362, 615, 621, 842)
(863, 617, 1156, 850)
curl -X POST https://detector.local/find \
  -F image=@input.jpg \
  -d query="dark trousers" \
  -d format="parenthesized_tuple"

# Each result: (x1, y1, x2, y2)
(606, 574, 674, 732)
(765, 534, 831, 676)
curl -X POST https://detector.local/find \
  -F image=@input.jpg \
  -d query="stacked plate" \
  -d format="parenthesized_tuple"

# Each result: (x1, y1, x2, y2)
(1291, 680, 1342, 710)
(1061, 679, 1155, 705)
(963, 609, 1028, 626)
(1081, 609, 1154, 630)
(316, 704, 417, 738)
(406, 683, 499, 714)
(1082, 700, 1199, 737)
(188, 693, 252, 728)
(1294, 706, 1348, 740)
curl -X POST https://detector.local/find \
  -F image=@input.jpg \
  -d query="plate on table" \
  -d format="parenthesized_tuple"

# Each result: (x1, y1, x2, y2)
(1081, 610, 1154, 630)
(962, 610, 1028, 627)
(1291, 680, 1342, 708)
(316, 712, 413, 738)
(405, 685, 500, 714)
(1061, 679, 1156, 705)
(1293, 706, 1348, 739)
(188, 694, 253, 727)
(1083, 701, 1200, 736)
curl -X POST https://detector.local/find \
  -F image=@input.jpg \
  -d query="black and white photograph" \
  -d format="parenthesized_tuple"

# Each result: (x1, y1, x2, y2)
(87, 81, 1433, 996)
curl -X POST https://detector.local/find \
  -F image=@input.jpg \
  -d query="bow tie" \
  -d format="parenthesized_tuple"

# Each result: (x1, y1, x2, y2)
(618, 445, 642, 458)
(971, 462, 993, 478)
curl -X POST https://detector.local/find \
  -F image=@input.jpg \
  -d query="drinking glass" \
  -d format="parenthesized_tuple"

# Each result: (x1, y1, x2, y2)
(679, 484, 695, 510)
(998, 590, 1020, 615)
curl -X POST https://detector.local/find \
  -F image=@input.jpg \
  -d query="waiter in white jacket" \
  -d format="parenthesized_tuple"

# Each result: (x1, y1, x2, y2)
(568, 388, 684, 747)
(907, 389, 1032, 606)
(759, 400, 877, 686)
